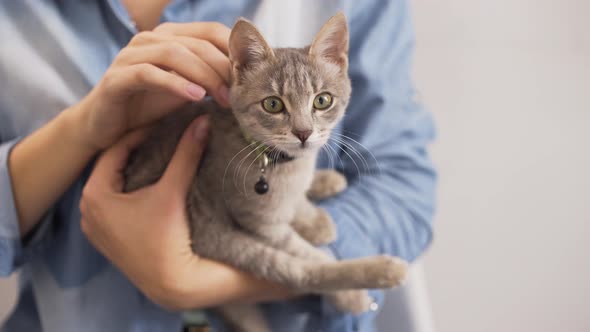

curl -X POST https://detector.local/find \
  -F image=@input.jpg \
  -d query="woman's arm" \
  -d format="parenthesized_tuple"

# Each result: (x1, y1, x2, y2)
(8, 106, 97, 236)
(7, 21, 232, 239)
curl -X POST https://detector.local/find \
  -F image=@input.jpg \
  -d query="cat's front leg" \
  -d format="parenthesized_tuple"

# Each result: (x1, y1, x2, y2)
(249, 222, 333, 262)
(219, 222, 377, 313)
(291, 198, 337, 246)
(191, 221, 406, 291)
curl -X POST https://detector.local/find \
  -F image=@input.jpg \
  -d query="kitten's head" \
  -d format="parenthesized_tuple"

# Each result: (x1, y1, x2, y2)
(228, 13, 350, 158)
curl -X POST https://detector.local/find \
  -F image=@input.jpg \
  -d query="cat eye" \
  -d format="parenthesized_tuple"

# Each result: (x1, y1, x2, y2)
(313, 93, 333, 110)
(261, 96, 285, 113)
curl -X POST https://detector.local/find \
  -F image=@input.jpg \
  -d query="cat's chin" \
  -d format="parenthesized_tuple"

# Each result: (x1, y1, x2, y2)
(277, 142, 324, 159)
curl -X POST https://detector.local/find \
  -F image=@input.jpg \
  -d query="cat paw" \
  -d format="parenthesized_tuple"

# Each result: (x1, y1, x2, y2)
(307, 170, 348, 200)
(304, 209, 337, 246)
(311, 209, 337, 245)
(365, 255, 409, 288)
(326, 289, 372, 314)
(292, 208, 337, 246)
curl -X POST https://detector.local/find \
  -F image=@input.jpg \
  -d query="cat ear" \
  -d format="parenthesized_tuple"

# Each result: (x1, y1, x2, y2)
(229, 18, 274, 72)
(309, 12, 349, 69)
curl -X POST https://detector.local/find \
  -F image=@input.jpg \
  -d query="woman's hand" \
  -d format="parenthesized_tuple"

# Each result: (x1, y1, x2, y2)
(80, 116, 292, 310)
(74, 22, 232, 152)
(10, 22, 233, 236)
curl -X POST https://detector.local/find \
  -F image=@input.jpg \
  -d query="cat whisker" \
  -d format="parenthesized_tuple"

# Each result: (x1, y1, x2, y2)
(242, 145, 271, 196)
(341, 129, 363, 139)
(325, 141, 345, 170)
(320, 138, 339, 170)
(320, 145, 334, 170)
(231, 143, 261, 195)
(330, 133, 381, 176)
(223, 141, 259, 198)
(328, 136, 362, 182)
(332, 132, 381, 173)
(233, 142, 266, 193)
(329, 136, 371, 175)
(233, 138, 275, 195)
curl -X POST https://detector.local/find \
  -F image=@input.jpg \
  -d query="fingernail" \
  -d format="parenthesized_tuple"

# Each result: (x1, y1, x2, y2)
(187, 83, 206, 100)
(218, 86, 230, 106)
(193, 116, 209, 141)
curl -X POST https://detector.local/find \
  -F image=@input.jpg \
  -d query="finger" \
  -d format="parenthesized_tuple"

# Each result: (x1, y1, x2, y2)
(117, 43, 228, 106)
(127, 32, 231, 84)
(153, 22, 231, 55)
(105, 63, 206, 102)
(158, 115, 209, 194)
(88, 129, 149, 192)
(170, 36, 231, 84)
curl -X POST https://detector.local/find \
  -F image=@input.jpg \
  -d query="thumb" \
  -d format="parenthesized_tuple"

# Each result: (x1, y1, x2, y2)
(159, 115, 209, 193)
(87, 129, 148, 192)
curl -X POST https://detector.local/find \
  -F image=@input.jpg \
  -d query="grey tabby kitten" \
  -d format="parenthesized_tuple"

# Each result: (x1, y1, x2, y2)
(124, 13, 408, 332)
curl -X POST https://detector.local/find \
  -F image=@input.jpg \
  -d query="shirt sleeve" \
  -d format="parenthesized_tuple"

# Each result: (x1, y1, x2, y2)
(0, 138, 55, 277)
(319, 0, 437, 263)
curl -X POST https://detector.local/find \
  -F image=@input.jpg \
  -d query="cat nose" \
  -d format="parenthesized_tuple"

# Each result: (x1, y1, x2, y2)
(292, 129, 312, 143)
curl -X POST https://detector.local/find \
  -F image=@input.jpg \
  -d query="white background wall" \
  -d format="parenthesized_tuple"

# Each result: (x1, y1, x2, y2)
(414, 1, 590, 332)
(1, 1, 589, 331)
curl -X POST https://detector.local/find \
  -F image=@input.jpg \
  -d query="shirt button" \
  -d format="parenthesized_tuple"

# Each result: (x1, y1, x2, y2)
(369, 301, 379, 312)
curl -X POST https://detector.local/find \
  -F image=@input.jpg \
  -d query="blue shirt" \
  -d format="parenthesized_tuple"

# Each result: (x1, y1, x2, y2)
(0, 1, 436, 331)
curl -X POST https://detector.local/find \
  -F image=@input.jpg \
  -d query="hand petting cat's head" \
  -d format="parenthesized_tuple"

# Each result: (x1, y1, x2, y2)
(228, 13, 350, 158)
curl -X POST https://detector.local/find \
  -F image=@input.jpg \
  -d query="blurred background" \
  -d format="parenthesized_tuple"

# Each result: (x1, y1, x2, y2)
(1, 1, 589, 331)
(416, 1, 589, 332)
